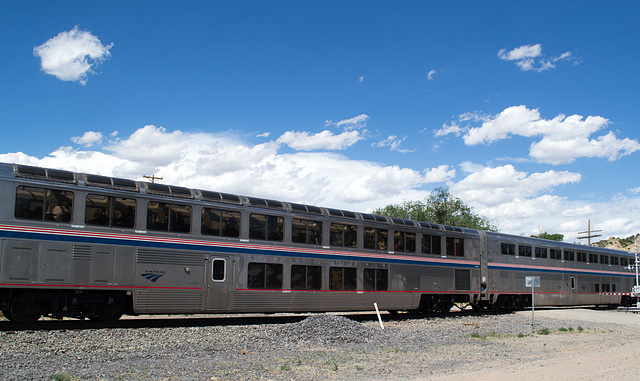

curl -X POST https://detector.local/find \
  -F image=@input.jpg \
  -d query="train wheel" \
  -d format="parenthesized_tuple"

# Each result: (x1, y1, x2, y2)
(10, 293, 42, 324)
(95, 302, 123, 322)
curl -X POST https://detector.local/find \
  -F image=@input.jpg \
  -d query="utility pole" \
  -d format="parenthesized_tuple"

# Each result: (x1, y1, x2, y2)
(143, 174, 163, 183)
(577, 219, 602, 246)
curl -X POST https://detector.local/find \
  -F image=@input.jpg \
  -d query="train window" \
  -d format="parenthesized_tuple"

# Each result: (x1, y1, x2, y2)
(147, 202, 192, 233)
(15, 186, 74, 223)
(202, 208, 240, 237)
(86, 194, 136, 228)
(329, 267, 357, 290)
(501, 243, 516, 255)
(564, 250, 575, 261)
(621, 257, 629, 267)
(446, 237, 464, 257)
(602, 284, 610, 292)
(364, 227, 388, 250)
(593, 284, 600, 293)
(247, 262, 283, 289)
(611, 256, 619, 266)
(577, 252, 587, 262)
(519, 245, 532, 257)
(393, 231, 416, 253)
(212, 259, 225, 282)
(549, 249, 561, 260)
(588, 253, 598, 264)
(570, 277, 576, 289)
(612, 284, 617, 292)
(291, 218, 322, 245)
(422, 234, 442, 255)
(363, 269, 388, 291)
(330, 223, 357, 247)
(249, 214, 283, 241)
(290, 265, 322, 290)
(600, 255, 609, 265)
(534, 247, 548, 259)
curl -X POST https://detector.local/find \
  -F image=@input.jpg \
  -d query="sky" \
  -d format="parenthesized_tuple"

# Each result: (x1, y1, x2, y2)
(1, 1, 640, 243)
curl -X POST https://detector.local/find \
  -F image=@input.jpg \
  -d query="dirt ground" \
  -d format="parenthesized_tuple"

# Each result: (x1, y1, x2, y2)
(430, 308, 640, 381)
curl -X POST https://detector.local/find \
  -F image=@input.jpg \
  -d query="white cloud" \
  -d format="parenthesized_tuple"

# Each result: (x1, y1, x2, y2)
(0, 125, 439, 211)
(256, 132, 271, 138)
(371, 135, 413, 153)
(33, 26, 113, 85)
(71, 131, 104, 147)
(358, 76, 364, 82)
(498, 43, 573, 72)
(427, 69, 437, 80)
(276, 130, 362, 151)
(424, 165, 456, 183)
(334, 114, 369, 130)
(451, 164, 581, 207)
(457, 105, 640, 164)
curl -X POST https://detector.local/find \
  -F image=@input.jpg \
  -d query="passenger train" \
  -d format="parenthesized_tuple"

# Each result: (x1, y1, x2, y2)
(0, 162, 636, 323)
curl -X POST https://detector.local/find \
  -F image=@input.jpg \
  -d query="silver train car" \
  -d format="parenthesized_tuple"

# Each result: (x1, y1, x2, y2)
(0, 162, 636, 323)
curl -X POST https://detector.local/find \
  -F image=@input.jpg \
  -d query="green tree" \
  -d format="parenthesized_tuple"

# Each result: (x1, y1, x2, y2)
(371, 187, 498, 231)
(530, 232, 564, 241)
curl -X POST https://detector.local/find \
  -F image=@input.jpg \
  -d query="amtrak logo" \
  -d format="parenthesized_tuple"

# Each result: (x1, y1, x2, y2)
(140, 271, 166, 283)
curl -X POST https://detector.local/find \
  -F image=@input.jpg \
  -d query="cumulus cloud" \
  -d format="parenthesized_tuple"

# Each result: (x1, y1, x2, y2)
(71, 131, 104, 147)
(498, 43, 573, 72)
(33, 26, 113, 85)
(276, 130, 362, 151)
(0, 125, 441, 211)
(440, 105, 640, 164)
(427, 69, 437, 80)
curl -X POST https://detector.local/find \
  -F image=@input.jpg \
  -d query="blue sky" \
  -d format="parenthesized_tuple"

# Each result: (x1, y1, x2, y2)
(2, 1, 640, 242)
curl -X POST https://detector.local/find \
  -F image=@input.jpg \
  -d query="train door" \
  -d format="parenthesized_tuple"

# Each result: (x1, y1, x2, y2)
(205, 256, 232, 310)
(568, 275, 577, 305)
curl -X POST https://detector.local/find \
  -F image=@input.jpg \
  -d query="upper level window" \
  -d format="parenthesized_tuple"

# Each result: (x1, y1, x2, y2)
(564, 250, 575, 261)
(588, 253, 598, 264)
(577, 252, 587, 262)
(535, 247, 548, 259)
(249, 213, 283, 241)
(611, 256, 619, 266)
(147, 201, 191, 233)
(422, 234, 442, 255)
(550, 249, 562, 260)
(330, 223, 357, 247)
(15, 186, 73, 223)
(501, 243, 515, 255)
(600, 255, 609, 265)
(446, 237, 464, 257)
(291, 218, 322, 245)
(393, 231, 416, 253)
(86, 194, 136, 228)
(519, 245, 532, 257)
(202, 208, 240, 238)
(364, 227, 388, 250)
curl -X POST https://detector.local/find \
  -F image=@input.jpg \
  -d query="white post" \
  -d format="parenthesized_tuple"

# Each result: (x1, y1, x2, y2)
(373, 302, 385, 329)
(531, 283, 535, 332)
(633, 234, 640, 308)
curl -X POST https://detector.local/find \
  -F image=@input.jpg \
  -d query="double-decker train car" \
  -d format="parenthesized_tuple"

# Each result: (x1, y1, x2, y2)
(0, 162, 636, 323)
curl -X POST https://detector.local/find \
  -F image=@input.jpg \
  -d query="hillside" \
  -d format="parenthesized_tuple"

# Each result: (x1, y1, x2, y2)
(593, 235, 639, 252)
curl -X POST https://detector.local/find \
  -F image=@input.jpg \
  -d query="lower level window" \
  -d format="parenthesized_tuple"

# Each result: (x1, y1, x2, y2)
(247, 262, 283, 289)
(329, 267, 357, 290)
(363, 268, 388, 291)
(291, 265, 322, 290)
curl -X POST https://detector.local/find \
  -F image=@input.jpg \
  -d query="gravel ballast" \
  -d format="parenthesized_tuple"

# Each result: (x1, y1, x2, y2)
(1, 309, 638, 380)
